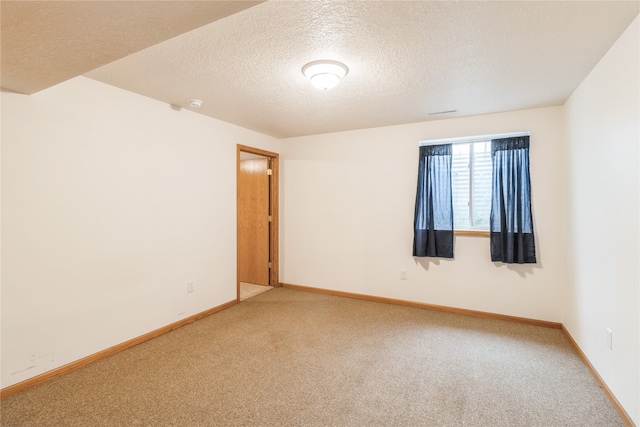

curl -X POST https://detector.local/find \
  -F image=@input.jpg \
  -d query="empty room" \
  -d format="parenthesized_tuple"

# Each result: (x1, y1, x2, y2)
(1, 1, 639, 426)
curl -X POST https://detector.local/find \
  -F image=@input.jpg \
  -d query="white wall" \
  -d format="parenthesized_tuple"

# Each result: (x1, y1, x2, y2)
(281, 106, 566, 322)
(0, 76, 280, 388)
(564, 16, 639, 424)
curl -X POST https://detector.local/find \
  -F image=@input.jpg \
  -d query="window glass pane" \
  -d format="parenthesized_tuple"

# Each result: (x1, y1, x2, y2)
(471, 142, 491, 229)
(451, 143, 470, 229)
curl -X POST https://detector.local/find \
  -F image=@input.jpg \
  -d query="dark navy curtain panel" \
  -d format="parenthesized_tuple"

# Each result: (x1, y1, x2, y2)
(413, 144, 454, 258)
(490, 136, 536, 264)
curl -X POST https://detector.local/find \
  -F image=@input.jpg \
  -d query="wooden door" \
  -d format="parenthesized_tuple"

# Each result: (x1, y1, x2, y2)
(238, 158, 270, 285)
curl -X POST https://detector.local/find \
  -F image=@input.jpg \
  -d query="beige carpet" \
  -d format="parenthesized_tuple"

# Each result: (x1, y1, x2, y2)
(1, 288, 624, 426)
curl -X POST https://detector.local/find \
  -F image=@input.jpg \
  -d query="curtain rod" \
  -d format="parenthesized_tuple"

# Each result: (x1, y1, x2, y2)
(419, 131, 530, 146)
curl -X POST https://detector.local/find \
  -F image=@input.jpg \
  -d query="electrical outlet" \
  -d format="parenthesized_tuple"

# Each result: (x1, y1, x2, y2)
(606, 328, 613, 350)
(400, 269, 408, 280)
(187, 281, 195, 293)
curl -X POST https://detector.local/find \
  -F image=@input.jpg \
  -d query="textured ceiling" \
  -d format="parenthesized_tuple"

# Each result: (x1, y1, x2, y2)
(4, 1, 639, 138)
(0, 1, 263, 94)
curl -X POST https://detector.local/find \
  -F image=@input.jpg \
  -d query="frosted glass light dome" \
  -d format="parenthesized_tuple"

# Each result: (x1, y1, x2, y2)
(302, 60, 349, 90)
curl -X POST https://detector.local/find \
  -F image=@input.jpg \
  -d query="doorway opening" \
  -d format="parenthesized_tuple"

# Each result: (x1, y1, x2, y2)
(237, 145, 279, 301)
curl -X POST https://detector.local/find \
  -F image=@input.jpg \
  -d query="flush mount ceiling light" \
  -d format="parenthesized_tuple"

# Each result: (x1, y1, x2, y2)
(302, 60, 349, 90)
(187, 99, 203, 108)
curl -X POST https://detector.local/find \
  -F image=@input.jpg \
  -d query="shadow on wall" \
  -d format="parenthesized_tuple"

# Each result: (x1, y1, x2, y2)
(412, 251, 542, 277)
(496, 262, 540, 278)
(413, 257, 454, 271)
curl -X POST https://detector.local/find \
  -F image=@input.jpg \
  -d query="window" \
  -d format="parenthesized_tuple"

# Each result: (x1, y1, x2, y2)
(414, 132, 536, 263)
(451, 141, 492, 231)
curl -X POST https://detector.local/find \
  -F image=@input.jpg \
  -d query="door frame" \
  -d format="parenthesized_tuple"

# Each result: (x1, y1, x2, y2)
(237, 144, 279, 301)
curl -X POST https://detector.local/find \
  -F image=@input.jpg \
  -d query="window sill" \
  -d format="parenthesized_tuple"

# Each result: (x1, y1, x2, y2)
(454, 230, 489, 237)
